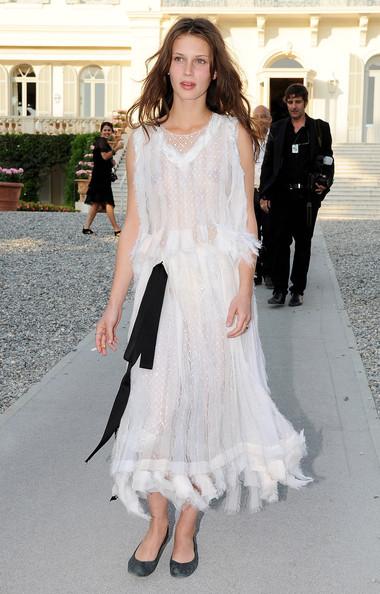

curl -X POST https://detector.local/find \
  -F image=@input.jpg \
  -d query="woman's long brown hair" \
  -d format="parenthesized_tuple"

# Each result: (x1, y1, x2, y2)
(127, 17, 259, 152)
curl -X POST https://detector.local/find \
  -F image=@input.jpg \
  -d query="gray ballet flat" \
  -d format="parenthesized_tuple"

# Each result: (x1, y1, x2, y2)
(170, 536, 198, 578)
(128, 528, 169, 577)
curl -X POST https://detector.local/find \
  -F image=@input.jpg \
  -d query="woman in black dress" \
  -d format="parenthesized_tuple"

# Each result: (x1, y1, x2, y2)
(83, 121, 124, 236)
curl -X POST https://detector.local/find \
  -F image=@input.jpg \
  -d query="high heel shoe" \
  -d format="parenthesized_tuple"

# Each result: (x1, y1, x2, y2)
(114, 229, 121, 237)
(82, 228, 94, 235)
(128, 528, 169, 577)
(170, 536, 198, 578)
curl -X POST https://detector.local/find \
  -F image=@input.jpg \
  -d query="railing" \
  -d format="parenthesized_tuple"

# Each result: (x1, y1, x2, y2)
(161, 0, 379, 7)
(0, 117, 104, 135)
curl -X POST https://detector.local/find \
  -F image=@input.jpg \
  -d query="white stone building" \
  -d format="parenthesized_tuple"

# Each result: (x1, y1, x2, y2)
(1, 0, 380, 215)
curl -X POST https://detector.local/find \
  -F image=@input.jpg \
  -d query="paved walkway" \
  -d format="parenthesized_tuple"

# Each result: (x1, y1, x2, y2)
(1, 225, 380, 594)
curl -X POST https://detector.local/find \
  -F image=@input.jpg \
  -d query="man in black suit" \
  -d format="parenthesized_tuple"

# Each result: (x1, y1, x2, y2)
(259, 84, 334, 306)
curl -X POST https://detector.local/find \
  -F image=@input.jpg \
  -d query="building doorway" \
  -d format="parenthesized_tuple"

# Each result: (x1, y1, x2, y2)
(270, 77, 304, 122)
(258, 56, 315, 121)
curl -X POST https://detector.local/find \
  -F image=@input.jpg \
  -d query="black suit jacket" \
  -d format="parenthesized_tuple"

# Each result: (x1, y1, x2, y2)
(259, 113, 334, 201)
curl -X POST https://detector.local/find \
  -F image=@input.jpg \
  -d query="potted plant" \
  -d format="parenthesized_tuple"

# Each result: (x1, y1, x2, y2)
(75, 153, 93, 202)
(0, 166, 24, 211)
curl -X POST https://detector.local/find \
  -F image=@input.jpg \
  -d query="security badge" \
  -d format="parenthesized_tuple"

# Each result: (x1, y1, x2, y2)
(292, 144, 299, 153)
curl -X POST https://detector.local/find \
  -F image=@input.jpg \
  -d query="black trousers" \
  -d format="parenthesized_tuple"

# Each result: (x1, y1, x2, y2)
(271, 192, 320, 295)
(254, 190, 274, 279)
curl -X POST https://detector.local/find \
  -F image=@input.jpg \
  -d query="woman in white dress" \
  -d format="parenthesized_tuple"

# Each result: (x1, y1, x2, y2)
(90, 17, 311, 578)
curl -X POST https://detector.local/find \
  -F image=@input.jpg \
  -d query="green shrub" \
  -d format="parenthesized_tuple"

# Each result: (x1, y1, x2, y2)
(0, 134, 75, 202)
(0, 133, 100, 206)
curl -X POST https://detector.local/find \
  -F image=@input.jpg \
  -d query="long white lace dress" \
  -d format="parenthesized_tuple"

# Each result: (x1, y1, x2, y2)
(111, 113, 311, 519)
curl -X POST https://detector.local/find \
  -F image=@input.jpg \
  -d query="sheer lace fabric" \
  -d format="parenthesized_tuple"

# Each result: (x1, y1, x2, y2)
(111, 114, 311, 519)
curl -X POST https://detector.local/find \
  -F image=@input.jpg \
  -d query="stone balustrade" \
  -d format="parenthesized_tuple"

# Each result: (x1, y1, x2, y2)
(0, 117, 104, 135)
(161, 0, 378, 6)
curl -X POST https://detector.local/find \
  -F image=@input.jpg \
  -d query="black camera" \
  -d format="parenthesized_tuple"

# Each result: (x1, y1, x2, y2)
(309, 155, 334, 194)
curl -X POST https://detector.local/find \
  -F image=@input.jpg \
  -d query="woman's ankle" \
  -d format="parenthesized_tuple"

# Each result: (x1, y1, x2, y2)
(150, 516, 169, 531)
(174, 507, 198, 536)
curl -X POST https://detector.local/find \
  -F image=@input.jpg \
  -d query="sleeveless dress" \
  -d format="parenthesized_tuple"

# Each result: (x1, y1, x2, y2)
(110, 113, 311, 519)
(85, 137, 115, 207)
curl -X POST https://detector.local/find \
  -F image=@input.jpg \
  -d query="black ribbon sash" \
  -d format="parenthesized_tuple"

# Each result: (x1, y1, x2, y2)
(85, 262, 168, 463)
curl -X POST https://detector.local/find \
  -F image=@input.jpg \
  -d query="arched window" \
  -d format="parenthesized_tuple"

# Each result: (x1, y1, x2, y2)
(269, 58, 303, 69)
(80, 66, 105, 118)
(364, 55, 380, 142)
(11, 64, 36, 116)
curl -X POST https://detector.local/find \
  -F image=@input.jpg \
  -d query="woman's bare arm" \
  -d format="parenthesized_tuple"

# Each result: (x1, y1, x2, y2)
(96, 134, 140, 355)
(101, 141, 124, 161)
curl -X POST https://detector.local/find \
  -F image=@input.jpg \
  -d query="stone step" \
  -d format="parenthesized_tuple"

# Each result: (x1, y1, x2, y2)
(321, 143, 380, 218)
(321, 204, 380, 212)
(330, 186, 380, 192)
(334, 182, 379, 186)
(334, 143, 380, 150)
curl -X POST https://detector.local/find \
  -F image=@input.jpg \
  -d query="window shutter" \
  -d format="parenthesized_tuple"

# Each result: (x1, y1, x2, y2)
(347, 54, 364, 142)
(63, 66, 77, 117)
(0, 66, 8, 116)
(37, 65, 52, 116)
(106, 66, 121, 117)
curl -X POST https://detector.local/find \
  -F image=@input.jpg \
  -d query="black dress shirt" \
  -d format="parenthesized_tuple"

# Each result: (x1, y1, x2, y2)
(278, 119, 312, 187)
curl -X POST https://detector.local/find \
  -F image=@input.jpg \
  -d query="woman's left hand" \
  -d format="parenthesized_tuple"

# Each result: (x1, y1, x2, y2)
(226, 293, 252, 338)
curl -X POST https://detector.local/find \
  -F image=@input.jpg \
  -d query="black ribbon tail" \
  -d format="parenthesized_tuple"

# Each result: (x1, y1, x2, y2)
(85, 362, 132, 463)
(85, 263, 168, 463)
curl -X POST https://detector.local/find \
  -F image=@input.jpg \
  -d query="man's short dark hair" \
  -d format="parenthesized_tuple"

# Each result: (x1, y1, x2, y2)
(284, 84, 308, 105)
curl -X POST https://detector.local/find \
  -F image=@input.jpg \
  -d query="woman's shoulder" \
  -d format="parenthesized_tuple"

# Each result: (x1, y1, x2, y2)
(128, 124, 159, 160)
(214, 113, 240, 134)
(215, 114, 247, 142)
(129, 123, 160, 143)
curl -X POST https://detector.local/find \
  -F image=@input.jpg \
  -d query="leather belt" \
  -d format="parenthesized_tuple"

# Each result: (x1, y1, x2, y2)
(85, 262, 168, 463)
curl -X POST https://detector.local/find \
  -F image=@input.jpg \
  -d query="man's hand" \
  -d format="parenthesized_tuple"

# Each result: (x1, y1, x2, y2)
(314, 183, 327, 195)
(260, 198, 271, 214)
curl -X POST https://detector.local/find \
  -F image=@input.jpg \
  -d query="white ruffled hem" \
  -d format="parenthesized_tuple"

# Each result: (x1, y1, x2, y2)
(111, 431, 312, 520)
(131, 225, 260, 273)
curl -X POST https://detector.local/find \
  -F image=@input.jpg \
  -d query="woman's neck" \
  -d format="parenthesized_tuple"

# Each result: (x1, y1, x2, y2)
(164, 102, 212, 134)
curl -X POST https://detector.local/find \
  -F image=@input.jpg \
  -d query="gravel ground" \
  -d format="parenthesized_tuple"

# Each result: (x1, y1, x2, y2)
(0, 212, 131, 412)
(0, 213, 379, 416)
(320, 220, 380, 413)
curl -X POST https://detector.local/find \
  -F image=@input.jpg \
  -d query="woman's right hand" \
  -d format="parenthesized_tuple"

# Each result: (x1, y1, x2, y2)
(95, 304, 122, 356)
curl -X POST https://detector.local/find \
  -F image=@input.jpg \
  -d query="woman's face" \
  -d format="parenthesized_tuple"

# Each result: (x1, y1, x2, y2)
(169, 34, 214, 103)
(101, 125, 113, 138)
